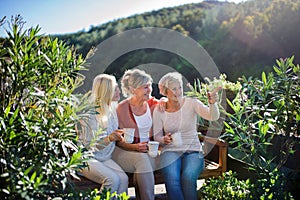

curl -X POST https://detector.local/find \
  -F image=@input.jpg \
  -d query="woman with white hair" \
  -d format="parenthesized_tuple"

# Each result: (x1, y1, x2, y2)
(153, 72, 221, 200)
(78, 74, 128, 195)
(112, 69, 161, 200)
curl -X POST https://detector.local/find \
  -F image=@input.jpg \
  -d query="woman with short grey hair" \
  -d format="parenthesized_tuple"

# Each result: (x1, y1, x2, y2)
(112, 69, 159, 200)
(120, 69, 153, 98)
(153, 71, 221, 200)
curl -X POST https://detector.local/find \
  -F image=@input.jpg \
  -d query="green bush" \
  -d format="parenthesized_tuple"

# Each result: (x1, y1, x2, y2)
(225, 56, 299, 170)
(251, 169, 292, 200)
(223, 56, 299, 199)
(0, 16, 128, 199)
(187, 57, 298, 199)
(198, 170, 252, 200)
(198, 170, 293, 200)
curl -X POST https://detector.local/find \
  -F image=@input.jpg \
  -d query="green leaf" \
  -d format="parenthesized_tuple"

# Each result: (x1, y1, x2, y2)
(262, 72, 267, 86)
(24, 166, 33, 175)
(273, 65, 281, 75)
(4, 106, 11, 117)
(30, 171, 37, 182)
(9, 107, 19, 125)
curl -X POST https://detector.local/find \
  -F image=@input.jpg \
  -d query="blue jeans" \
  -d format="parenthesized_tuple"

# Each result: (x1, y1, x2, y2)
(160, 151, 204, 200)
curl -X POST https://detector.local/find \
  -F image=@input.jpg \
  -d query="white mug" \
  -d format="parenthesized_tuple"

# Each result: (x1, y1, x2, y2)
(148, 141, 159, 157)
(172, 132, 183, 146)
(123, 128, 135, 143)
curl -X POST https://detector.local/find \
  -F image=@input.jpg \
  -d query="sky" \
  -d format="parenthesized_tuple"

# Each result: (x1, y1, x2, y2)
(0, 0, 245, 37)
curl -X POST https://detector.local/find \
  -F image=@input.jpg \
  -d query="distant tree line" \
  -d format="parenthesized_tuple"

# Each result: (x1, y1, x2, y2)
(55, 0, 300, 83)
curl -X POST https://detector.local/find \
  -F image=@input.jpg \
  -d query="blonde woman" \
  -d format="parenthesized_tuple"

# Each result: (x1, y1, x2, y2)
(79, 74, 128, 195)
(153, 72, 220, 200)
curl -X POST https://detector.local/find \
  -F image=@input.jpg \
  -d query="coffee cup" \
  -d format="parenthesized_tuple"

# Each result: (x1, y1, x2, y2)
(123, 128, 135, 143)
(148, 141, 159, 157)
(172, 132, 182, 146)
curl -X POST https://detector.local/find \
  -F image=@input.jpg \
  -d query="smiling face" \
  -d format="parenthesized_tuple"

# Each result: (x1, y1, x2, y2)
(165, 81, 183, 102)
(133, 82, 152, 101)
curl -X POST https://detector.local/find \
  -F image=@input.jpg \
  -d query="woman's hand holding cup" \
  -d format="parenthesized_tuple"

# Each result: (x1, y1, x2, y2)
(164, 133, 173, 145)
(136, 141, 148, 152)
(108, 129, 123, 142)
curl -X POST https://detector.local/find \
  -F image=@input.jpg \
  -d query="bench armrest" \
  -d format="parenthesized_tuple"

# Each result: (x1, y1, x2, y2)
(198, 133, 228, 177)
(198, 133, 227, 147)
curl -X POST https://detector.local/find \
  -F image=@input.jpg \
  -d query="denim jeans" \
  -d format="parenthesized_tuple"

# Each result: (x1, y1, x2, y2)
(160, 151, 204, 200)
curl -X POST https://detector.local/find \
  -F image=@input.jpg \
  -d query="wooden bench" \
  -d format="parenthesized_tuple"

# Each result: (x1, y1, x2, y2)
(71, 134, 227, 191)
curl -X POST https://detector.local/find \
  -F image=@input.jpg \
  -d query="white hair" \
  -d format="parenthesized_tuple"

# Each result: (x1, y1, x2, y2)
(121, 69, 153, 97)
(158, 72, 183, 96)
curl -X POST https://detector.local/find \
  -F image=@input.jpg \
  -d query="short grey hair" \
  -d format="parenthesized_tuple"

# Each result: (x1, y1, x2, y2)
(158, 72, 183, 96)
(121, 69, 153, 97)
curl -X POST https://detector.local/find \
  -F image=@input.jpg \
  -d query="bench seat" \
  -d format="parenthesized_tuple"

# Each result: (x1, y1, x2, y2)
(71, 134, 227, 191)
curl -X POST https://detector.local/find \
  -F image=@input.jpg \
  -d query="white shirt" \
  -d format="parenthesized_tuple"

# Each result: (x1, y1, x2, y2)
(79, 102, 118, 161)
(153, 97, 219, 153)
(133, 103, 152, 142)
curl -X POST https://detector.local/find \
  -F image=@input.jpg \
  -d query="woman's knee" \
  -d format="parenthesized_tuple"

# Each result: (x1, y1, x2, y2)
(102, 173, 120, 190)
(135, 154, 153, 172)
(120, 172, 129, 184)
(181, 168, 200, 185)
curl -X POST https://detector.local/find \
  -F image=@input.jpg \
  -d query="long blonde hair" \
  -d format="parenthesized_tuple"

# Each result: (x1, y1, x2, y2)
(91, 74, 117, 118)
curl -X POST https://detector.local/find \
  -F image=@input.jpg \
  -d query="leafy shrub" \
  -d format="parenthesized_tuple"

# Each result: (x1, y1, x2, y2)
(187, 58, 298, 199)
(198, 170, 293, 200)
(223, 56, 299, 199)
(225, 56, 299, 170)
(251, 168, 292, 200)
(198, 170, 252, 200)
(0, 16, 128, 199)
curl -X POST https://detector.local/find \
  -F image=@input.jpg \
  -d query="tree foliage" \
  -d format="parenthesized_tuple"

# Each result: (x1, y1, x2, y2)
(53, 0, 300, 83)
